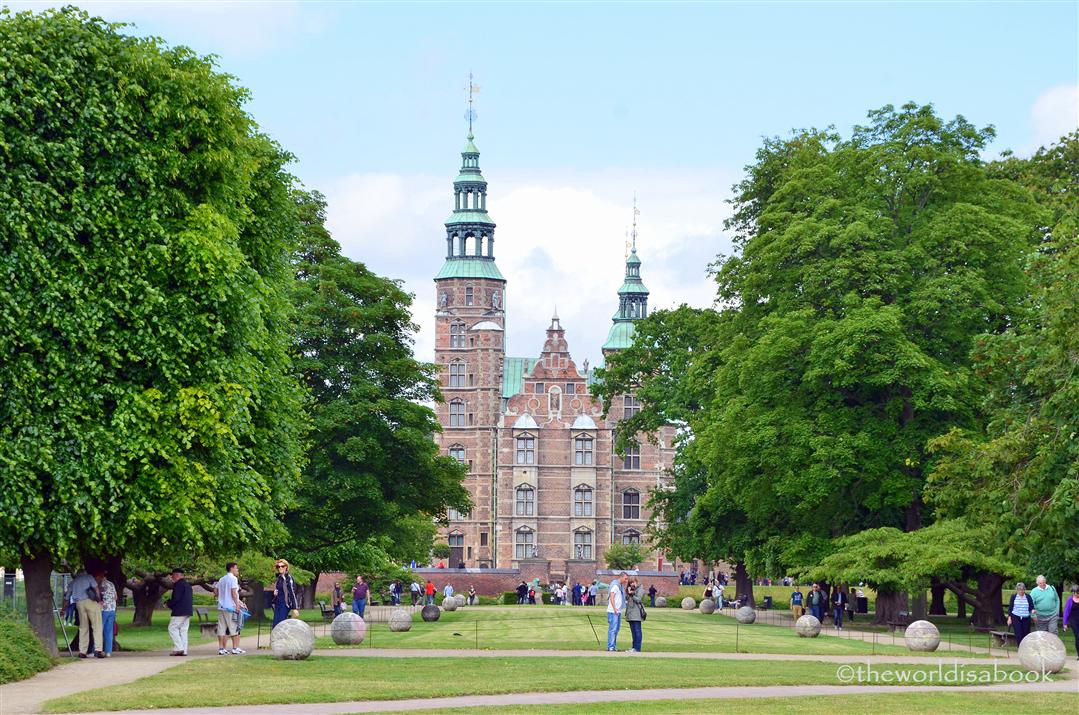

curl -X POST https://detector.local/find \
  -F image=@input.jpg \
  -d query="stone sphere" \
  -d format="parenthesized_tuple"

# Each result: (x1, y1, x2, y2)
(699, 598, 716, 615)
(388, 608, 412, 632)
(455, 595, 467, 607)
(795, 614, 821, 638)
(1018, 631, 1068, 674)
(904, 620, 941, 652)
(441, 596, 458, 611)
(735, 606, 757, 624)
(681, 597, 696, 610)
(655, 596, 668, 608)
(330, 612, 367, 646)
(421, 604, 441, 622)
(269, 618, 314, 660)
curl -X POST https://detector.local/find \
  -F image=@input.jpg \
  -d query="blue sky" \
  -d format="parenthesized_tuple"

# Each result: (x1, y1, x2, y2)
(10, 1, 1078, 363)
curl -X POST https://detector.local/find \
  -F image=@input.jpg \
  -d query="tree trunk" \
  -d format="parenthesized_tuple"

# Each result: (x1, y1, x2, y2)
(128, 575, 168, 627)
(872, 590, 909, 626)
(245, 580, 266, 622)
(103, 554, 126, 608)
(971, 572, 1005, 627)
(301, 572, 318, 609)
(734, 561, 755, 607)
(957, 594, 967, 619)
(911, 590, 927, 620)
(929, 579, 947, 616)
(21, 550, 59, 657)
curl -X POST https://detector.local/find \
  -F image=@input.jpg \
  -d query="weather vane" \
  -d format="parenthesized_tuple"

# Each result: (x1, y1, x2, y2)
(626, 193, 640, 257)
(465, 72, 480, 134)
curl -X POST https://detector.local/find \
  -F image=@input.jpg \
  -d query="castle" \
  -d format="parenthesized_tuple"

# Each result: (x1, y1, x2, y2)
(433, 132, 677, 583)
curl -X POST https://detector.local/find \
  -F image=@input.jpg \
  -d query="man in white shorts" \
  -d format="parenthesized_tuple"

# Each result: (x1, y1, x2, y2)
(214, 562, 245, 655)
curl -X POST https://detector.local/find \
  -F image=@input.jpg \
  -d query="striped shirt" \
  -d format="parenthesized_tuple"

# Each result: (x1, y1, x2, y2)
(1011, 595, 1031, 618)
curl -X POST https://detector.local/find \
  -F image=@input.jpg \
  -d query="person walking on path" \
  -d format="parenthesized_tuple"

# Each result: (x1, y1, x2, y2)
(625, 580, 646, 653)
(332, 582, 344, 616)
(1031, 575, 1060, 634)
(1007, 582, 1035, 646)
(165, 567, 193, 656)
(272, 560, 299, 627)
(352, 575, 369, 617)
(1063, 585, 1079, 661)
(70, 569, 104, 658)
(214, 562, 245, 655)
(647, 584, 657, 608)
(96, 572, 118, 657)
(807, 583, 826, 622)
(831, 586, 848, 630)
(607, 572, 628, 652)
(410, 580, 421, 606)
(790, 586, 804, 618)
(425, 579, 436, 605)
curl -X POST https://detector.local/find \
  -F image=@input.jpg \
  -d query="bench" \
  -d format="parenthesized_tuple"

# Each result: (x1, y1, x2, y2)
(318, 601, 335, 622)
(195, 607, 217, 637)
(989, 630, 1016, 648)
(886, 612, 912, 632)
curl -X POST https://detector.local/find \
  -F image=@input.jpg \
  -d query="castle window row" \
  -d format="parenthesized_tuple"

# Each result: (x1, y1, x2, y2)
(511, 485, 642, 520)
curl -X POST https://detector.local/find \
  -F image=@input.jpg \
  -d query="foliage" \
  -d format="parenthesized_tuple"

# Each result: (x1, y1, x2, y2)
(603, 543, 646, 570)
(430, 543, 453, 560)
(0, 612, 54, 684)
(0, 7, 305, 566)
(280, 191, 469, 577)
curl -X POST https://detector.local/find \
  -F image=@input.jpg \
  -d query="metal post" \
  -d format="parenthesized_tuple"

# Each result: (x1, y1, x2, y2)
(475, 618, 479, 650)
(586, 614, 600, 650)
(735, 623, 739, 653)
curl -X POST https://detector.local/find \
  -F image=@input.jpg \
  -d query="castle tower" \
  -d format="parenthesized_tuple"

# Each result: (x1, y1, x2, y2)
(434, 132, 506, 568)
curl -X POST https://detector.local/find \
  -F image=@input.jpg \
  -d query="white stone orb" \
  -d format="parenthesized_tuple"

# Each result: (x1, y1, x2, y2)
(735, 606, 757, 624)
(270, 618, 315, 660)
(455, 595, 467, 607)
(441, 596, 458, 611)
(388, 608, 413, 632)
(699, 598, 716, 615)
(904, 620, 940, 652)
(681, 597, 696, 610)
(655, 596, 668, 608)
(330, 612, 367, 646)
(1017, 631, 1068, 674)
(795, 614, 821, 637)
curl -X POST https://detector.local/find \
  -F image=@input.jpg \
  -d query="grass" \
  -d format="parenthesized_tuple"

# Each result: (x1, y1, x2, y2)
(0, 612, 55, 684)
(311, 606, 969, 656)
(42, 655, 1049, 713)
(367, 692, 1079, 715)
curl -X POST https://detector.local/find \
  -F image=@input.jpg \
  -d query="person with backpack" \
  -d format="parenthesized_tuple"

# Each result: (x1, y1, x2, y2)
(1007, 582, 1036, 645)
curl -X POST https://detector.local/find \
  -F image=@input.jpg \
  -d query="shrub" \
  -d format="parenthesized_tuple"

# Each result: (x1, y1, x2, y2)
(0, 612, 54, 684)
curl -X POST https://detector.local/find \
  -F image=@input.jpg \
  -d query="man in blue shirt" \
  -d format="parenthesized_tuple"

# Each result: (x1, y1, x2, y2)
(69, 570, 104, 658)
(790, 587, 805, 618)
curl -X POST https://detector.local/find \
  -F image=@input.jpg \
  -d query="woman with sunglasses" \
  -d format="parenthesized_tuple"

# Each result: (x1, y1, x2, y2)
(272, 560, 299, 627)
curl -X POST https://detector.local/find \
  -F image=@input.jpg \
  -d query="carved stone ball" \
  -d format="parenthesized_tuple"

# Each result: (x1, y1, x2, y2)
(421, 604, 441, 622)
(655, 596, 667, 608)
(735, 606, 757, 624)
(388, 609, 412, 632)
(904, 620, 940, 652)
(270, 618, 314, 660)
(441, 596, 458, 611)
(1018, 631, 1068, 674)
(681, 597, 696, 610)
(455, 595, 467, 607)
(795, 614, 821, 638)
(699, 598, 716, 615)
(330, 612, 367, 646)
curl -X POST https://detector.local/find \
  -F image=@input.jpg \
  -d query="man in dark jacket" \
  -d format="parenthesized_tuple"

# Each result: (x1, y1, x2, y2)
(516, 581, 528, 605)
(165, 568, 193, 656)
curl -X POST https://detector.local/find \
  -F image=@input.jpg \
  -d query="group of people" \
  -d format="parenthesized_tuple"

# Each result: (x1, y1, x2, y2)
(606, 572, 647, 652)
(788, 583, 864, 629)
(63, 569, 118, 658)
(1007, 576, 1079, 658)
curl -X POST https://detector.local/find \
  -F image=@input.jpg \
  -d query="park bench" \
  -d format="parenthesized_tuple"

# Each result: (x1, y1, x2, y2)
(988, 630, 1016, 648)
(886, 612, 912, 632)
(194, 607, 217, 638)
(318, 601, 335, 622)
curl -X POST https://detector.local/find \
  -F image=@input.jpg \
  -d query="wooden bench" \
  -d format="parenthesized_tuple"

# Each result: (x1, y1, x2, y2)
(989, 630, 1016, 648)
(194, 607, 217, 638)
(886, 612, 912, 632)
(318, 601, 335, 622)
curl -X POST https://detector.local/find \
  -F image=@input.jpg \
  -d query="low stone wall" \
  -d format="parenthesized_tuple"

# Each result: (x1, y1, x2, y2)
(407, 567, 681, 597)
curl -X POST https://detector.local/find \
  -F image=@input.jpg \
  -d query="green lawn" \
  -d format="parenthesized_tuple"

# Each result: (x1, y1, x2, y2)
(370, 692, 1079, 715)
(312, 606, 969, 657)
(42, 656, 1049, 713)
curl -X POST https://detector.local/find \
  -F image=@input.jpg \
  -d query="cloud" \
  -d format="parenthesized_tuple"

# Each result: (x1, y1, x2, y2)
(321, 166, 734, 368)
(1027, 84, 1078, 154)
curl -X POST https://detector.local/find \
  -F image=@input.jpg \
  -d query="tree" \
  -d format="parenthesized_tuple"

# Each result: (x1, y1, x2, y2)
(0, 8, 305, 652)
(430, 543, 453, 561)
(603, 543, 646, 570)
(281, 191, 470, 597)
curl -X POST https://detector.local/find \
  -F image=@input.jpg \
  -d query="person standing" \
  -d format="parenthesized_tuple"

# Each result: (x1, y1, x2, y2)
(468, 585, 477, 605)
(214, 562, 245, 655)
(97, 572, 118, 657)
(272, 560, 298, 627)
(332, 582, 344, 616)
(607, 572, 629, 652)
(1062, 585, 1079, 661)
(1007, 582, 1035, 645)
(831, 585, 848, 630)
(588, 581, 599, 607)
(443, 582, 455, 600)
(625, 580, 645, 653)
(807, 583, 826, 622)
(1031, 575, 1060, 634)
(790, 586, 804, 618)
(425, 579, 436, 605)
(70, 569, 104, 658)
(714, 580, 725, 607)
(410, 580, 421, 606)
(516, 580, 528, 605)
(166, 567, 193, 656)
(647, 584, 657, 608)
(352, 575, 369, 617)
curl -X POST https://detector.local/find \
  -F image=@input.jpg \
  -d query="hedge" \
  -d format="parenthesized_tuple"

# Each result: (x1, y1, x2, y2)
(0, 612, 54, 684)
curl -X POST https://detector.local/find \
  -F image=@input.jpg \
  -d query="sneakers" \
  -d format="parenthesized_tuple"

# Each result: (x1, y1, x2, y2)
(218, 648, 229, 655)
(231, 648, 246, 655)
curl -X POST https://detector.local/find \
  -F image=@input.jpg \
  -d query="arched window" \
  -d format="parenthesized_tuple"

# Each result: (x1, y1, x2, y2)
(573, 528, 593, 560)
(623, 489, 641, 519)
(448, 444, 465, 462)
(548, 387, 561, 414)
(449, 399, 466, 427)
(515, 486, 534, 516)
(573, 486, 593, 517)
(622, 529, 641, 545)
(515, 433, 535, 464)
(449, 360, 466, 387)
(515, 528, 535, 559)
(574, 434, 593, 465)
(622, 441, 641, 470)
(450, 322, 466, 348)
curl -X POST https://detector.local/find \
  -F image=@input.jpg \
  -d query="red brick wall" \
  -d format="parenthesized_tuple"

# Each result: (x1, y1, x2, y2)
(408, 568, 680, 597)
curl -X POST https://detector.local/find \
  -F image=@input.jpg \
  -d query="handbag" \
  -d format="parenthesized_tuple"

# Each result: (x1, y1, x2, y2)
(640, 601, 647, 621)
(288, 608, 300, 619)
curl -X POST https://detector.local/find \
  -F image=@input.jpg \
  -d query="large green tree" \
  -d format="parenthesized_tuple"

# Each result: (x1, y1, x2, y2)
(281, 191, 470, 596)
(0, 8, 305, 651)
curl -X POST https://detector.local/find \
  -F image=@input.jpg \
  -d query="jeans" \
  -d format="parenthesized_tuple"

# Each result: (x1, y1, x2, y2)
(832, 606, 844, 628)
(606, 612, 621, 650)
(168, 615, 190, 654)
(1013, 616, 1031, 645)
(1035, 614, 1058, 634)
(353, 598, 366, 617)
(810, 604, 824, 621)
(101, 610, 116, 654)
(629, 620, 643, 651)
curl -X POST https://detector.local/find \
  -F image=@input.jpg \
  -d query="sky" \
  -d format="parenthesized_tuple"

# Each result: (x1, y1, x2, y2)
(8, 0, 1078, 366)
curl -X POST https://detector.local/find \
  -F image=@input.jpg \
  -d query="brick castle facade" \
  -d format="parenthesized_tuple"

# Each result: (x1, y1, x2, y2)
(432, 132, 677, 584)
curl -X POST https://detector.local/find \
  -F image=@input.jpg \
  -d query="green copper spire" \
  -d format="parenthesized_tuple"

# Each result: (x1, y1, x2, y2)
(603, 200, 649, 351)
(436, 124, 504, 281)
